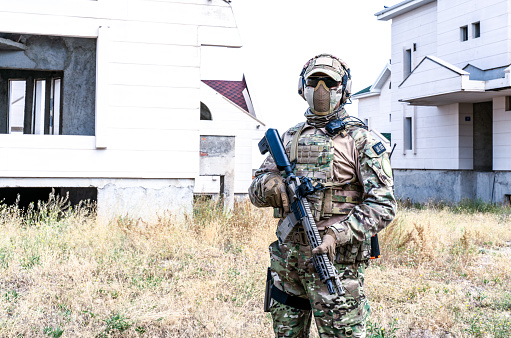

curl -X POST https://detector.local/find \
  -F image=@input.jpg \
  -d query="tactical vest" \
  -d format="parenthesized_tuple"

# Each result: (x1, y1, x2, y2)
(283, 123, 364, 223)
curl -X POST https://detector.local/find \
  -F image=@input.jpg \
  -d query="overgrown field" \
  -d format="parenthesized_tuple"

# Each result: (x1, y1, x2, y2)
(0, 196, 510, 337)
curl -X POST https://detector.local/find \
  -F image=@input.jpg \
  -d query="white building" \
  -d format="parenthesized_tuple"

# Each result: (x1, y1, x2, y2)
(0, 0, 265, 218)
(353, 0, 511, 204)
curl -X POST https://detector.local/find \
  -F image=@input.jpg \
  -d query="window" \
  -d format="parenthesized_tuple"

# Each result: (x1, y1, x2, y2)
(506, 96, 511, 111)
(404, 117, 413, 150)
(200, 102, 212, 120)
(8, 80, 25, 134)
(5, 71, 62, 135)
(0, 34, 96, 136)
(403, 49, 412, 78)
(472, 22, 480, 38)
(389, 114, 392, 122)
(460, 26, 468, 41)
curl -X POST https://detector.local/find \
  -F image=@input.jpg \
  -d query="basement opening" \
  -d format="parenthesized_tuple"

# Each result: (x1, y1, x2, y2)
(0, 187, 97, 210)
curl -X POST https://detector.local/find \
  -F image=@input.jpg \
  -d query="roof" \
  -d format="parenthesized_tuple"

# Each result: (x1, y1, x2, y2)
(375, 0, 436, 21)
(202, 77, 254, 116)
(353, 86, 371, 96)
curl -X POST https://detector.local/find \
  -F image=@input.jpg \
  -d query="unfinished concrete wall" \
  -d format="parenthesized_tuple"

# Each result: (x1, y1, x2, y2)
(0, 33, 96, 135)
(394, 169, 511, 204)
(97, 179, 194, 220)
(199, 135, 235, 209)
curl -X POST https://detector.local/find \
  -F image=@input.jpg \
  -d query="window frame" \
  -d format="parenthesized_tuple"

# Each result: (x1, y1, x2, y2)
(460, 25, 468, 41)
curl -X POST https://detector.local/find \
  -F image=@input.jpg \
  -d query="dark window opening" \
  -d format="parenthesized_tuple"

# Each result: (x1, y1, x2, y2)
(505, 96, 511, 111)
(460, 26, 468, 41)
(472, 22, 480, 38)
(200, 102, 212, 120)
(404, 117, 413, 150)
(473, 101, 493, 171)
(505, 194, 511, 206)
(403, 49, 412, 78)
(0, 187, 97, 210)
(3, 70, 63, 135)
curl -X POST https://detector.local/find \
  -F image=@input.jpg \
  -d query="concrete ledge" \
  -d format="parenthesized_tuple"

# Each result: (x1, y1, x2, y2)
(394, 169, 511, 204)
(0, 37, 26, 51)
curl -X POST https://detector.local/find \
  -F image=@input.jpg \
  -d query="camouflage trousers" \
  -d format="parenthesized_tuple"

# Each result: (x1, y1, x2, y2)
(269, 240, 370, 338)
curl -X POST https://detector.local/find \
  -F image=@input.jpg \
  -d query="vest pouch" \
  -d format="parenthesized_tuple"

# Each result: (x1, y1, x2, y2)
(305, 189, 324, 222)
(357, 237, 372, 261)
(330, 184, 364, 215)
(273, 207, 283, 219)
(335, 236, 372, 264)
(336, 241, 362, 264)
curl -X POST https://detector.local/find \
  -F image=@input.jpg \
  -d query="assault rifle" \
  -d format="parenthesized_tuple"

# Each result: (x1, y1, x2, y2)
(258, 128, 344, 296)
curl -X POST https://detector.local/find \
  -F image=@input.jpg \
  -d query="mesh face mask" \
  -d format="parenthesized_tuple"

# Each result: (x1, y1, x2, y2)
(312, 81, 330, 114)
(304, 81, 343, 116)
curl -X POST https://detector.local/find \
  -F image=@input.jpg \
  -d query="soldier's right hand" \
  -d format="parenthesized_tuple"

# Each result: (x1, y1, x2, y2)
(262, 174, 290, 213)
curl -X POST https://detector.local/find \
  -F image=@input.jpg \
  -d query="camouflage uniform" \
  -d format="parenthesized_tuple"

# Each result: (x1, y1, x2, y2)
(249, 109, 396, 338)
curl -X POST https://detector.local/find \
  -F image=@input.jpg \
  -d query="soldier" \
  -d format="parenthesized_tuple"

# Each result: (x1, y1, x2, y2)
(248, 54, 397, 338)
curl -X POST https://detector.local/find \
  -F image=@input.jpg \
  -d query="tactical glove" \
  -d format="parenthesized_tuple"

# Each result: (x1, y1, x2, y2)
(312, 226, 350, 263)
(262, 173, 290, 214)
(312, 230, 337, 263)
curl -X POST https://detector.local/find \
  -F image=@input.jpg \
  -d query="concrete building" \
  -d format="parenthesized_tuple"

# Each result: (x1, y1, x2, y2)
(0, 0, 265, 218)
(353, 0, 511, 204)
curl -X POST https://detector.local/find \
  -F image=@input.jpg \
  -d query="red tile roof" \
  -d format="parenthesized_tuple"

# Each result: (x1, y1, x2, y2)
(202, 77, 255, 116)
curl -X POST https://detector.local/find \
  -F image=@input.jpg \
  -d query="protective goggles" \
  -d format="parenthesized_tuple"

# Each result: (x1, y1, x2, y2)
(305, 77, 340, 88)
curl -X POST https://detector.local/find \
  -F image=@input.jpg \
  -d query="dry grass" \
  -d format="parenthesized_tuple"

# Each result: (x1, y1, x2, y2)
(0, 196, 510, 337)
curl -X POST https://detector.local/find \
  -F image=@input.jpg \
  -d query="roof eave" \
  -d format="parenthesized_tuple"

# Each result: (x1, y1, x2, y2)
(352, 91, 381, 100)
(375, 0, 436, 21)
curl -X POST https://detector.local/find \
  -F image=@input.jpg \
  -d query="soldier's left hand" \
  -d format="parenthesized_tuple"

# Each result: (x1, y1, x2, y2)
(312, 231, 336, 263)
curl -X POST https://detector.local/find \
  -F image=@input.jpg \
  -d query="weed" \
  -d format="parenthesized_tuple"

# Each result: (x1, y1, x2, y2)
(20, 254, 40, 269)
(3, 290, 18, 303)
(102, 313, 133, 335)
(367, 318, 399, 338)
(0, 248, 10, 269)
(43, 326, 64, 338)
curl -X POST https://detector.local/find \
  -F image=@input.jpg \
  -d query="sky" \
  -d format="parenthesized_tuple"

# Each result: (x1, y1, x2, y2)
(227, 0, 393, 133)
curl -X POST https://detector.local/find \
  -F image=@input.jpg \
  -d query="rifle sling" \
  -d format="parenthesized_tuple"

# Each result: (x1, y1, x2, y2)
(271, 285, 312, 310)
(289, 123, 306, 164)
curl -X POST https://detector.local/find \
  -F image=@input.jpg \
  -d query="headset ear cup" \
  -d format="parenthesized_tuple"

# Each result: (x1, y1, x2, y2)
(298, 76, 305, 99)
(343, 77, 352, 103)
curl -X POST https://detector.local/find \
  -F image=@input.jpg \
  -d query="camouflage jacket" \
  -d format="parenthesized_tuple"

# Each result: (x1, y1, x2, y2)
(249, 116, 397, 260)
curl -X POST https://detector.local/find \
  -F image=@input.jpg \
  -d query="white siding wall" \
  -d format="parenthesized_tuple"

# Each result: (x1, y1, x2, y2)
(197, 84, 265, 194)
(0, 0, 240, 181)
(379, 78, 393, 135)
(357, 78, 392, 135)
(437, 0, 510, 70)
(358, 96, 379, 130)
(493, 96, 511, 170)
(390, 1, 441, 169)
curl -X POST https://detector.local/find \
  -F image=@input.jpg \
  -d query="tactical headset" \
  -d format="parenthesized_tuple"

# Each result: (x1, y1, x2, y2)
(297, 54, 352, 107)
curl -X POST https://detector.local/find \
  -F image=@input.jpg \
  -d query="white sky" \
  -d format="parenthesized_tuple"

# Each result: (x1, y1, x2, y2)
(225, 0, 393, 134)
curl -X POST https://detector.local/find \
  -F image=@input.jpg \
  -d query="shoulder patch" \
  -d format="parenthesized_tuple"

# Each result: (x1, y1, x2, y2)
(372, 142, 386, 155)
